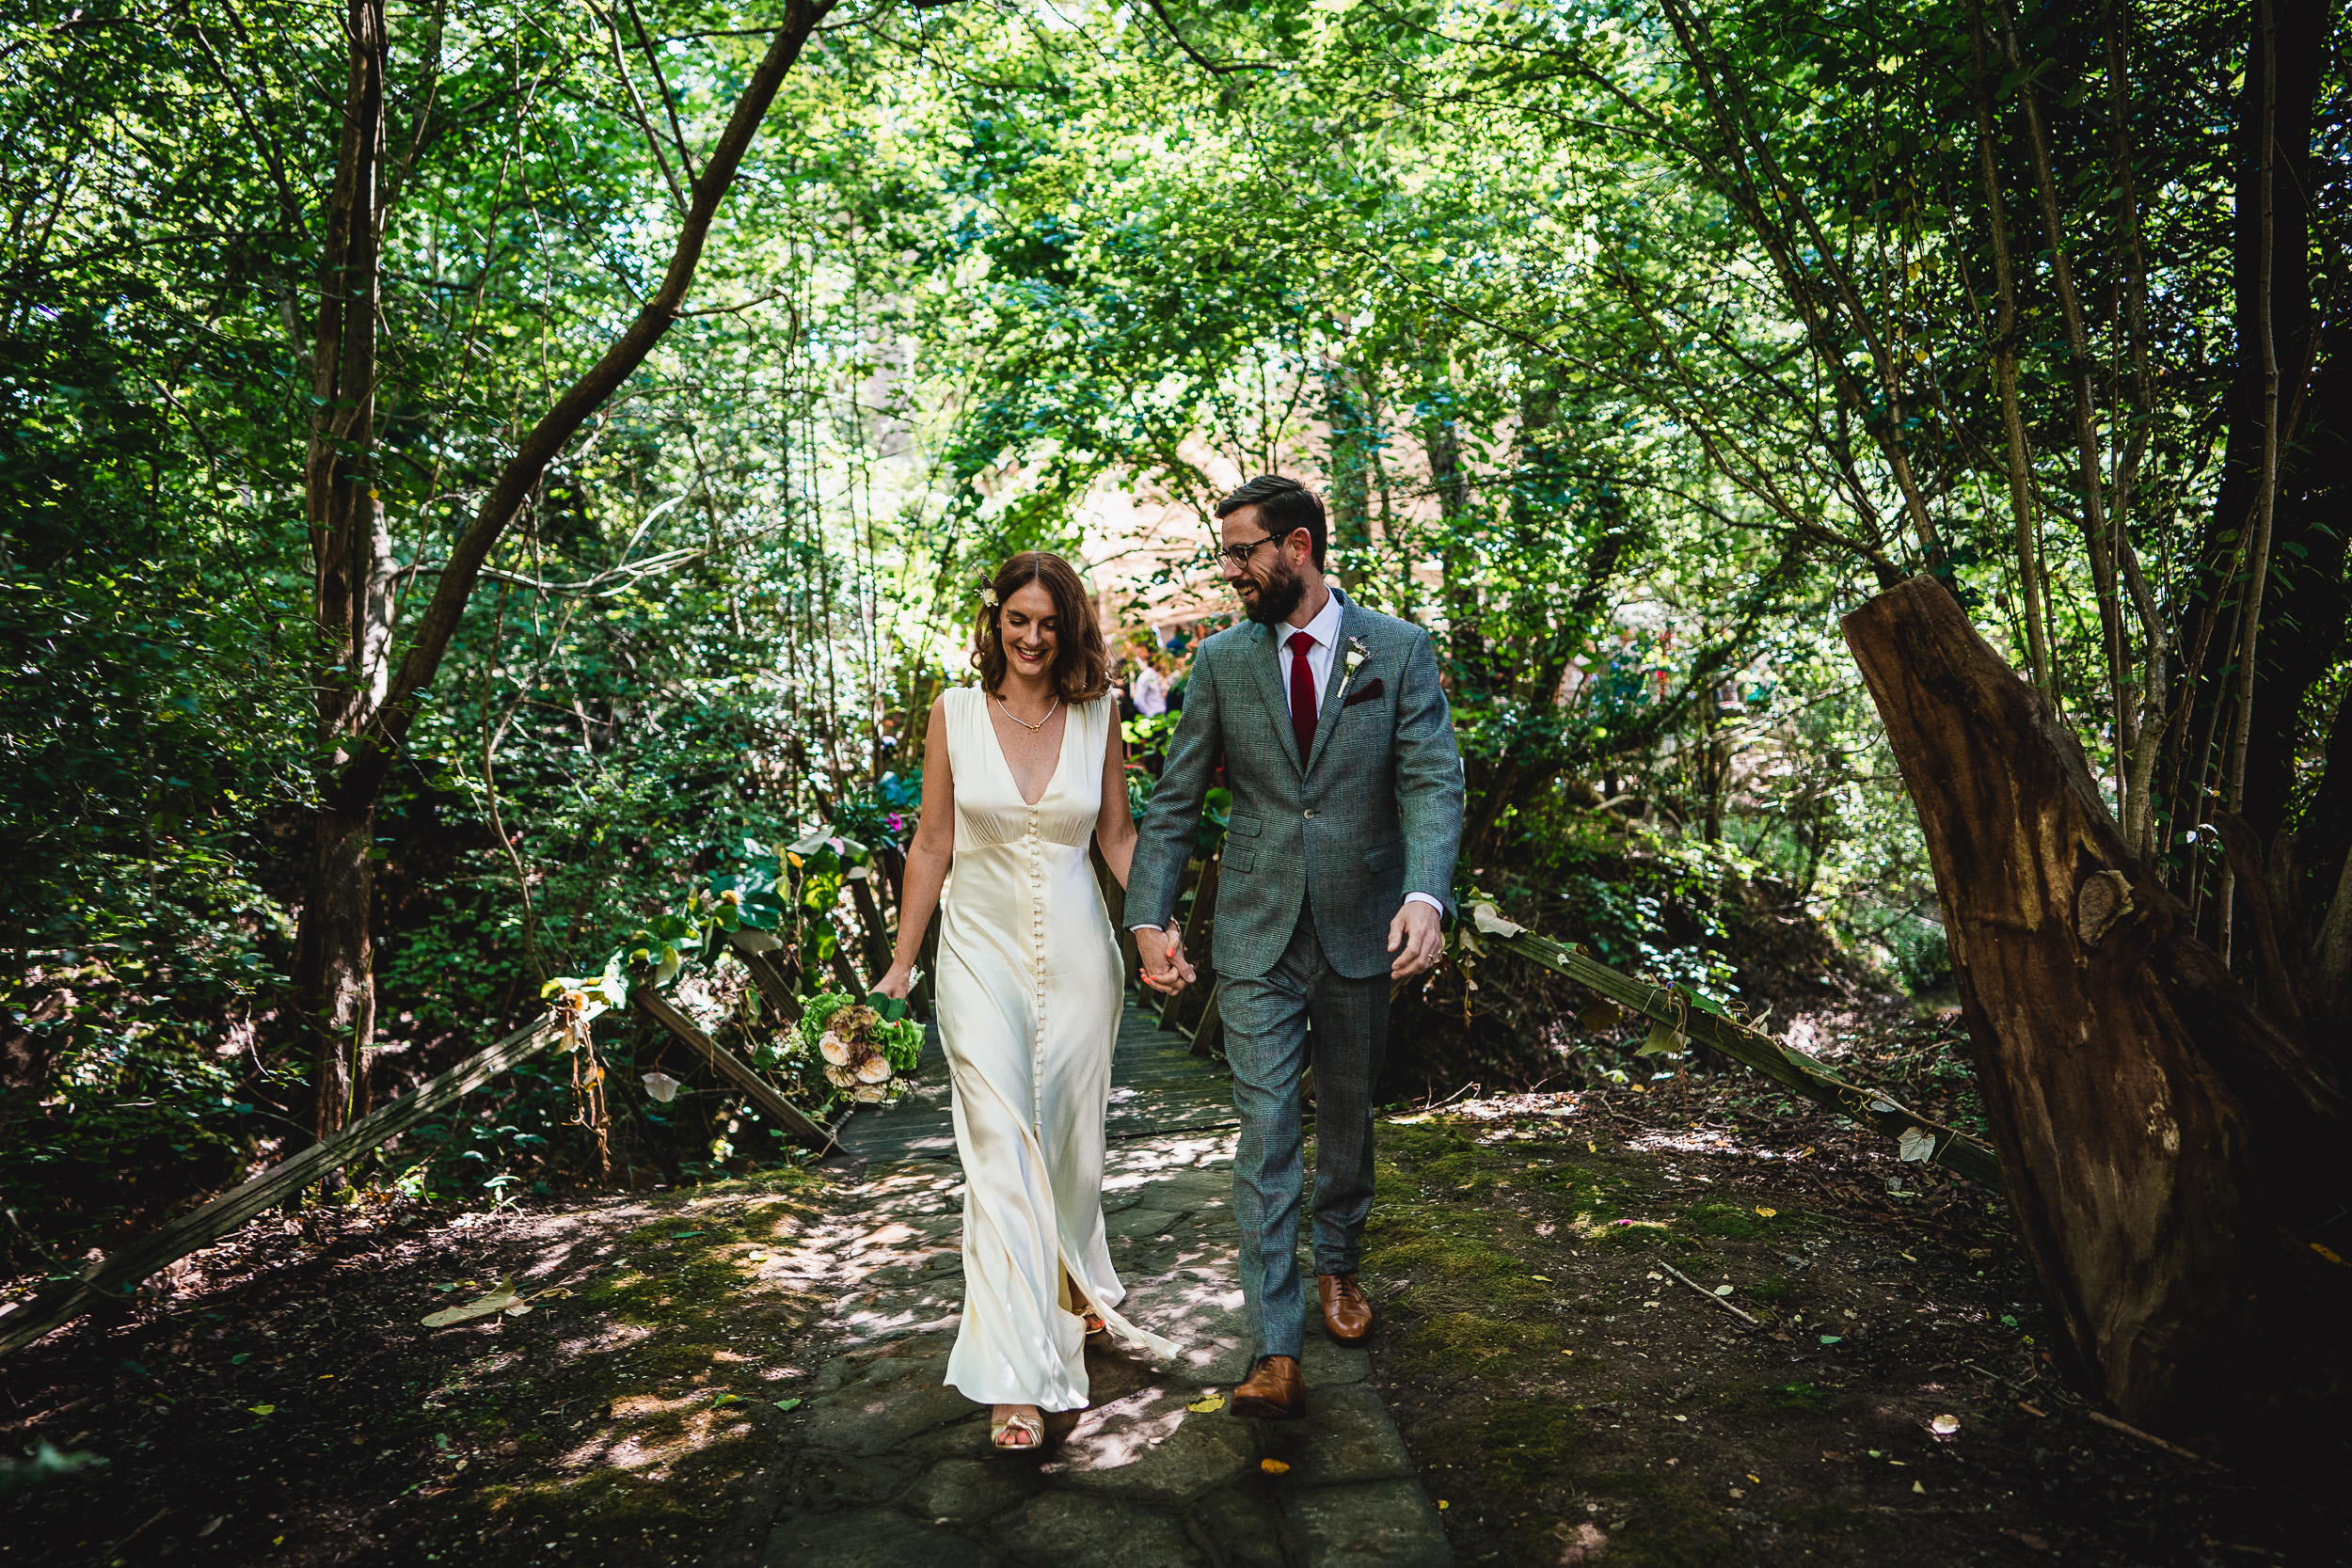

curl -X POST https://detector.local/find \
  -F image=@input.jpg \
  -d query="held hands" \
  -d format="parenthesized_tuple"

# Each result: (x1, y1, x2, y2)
(1136, 926, 1196, 995)
(1388, 899, 1443, 980)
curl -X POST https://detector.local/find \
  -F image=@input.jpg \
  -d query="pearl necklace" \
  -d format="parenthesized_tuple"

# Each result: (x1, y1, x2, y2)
(993, 692, 1061, 732)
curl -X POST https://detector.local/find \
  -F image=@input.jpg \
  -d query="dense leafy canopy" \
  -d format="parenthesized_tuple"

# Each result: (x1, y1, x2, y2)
(4, 0, 2344, 1264)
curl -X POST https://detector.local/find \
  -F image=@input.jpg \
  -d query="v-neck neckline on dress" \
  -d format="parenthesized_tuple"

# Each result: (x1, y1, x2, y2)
(983, 689, 1072, 808)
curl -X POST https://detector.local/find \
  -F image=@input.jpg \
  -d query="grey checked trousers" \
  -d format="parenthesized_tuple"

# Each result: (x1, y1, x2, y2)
(1216, 914, 1389, 1360)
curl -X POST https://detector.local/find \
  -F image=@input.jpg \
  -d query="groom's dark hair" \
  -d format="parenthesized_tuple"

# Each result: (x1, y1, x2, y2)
(1216, 474, 1327, 569)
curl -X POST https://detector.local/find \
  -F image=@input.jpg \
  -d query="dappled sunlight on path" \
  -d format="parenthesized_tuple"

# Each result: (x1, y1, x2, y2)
(759, 999, 1452, 1566)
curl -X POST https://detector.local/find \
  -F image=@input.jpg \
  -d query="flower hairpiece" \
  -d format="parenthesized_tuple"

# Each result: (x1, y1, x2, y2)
(979, 584, 999, 609)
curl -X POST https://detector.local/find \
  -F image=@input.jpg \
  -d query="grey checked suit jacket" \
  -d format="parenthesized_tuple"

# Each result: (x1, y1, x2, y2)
(1127, 589, 1466, 981)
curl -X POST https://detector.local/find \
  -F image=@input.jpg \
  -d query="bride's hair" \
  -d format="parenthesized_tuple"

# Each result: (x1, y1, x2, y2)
(972, 550, 1110, 702)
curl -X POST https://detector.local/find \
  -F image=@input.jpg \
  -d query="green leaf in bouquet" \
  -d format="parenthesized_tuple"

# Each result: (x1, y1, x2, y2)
(798, 991, 853, 1050)
(882, 1017, 924, 1070)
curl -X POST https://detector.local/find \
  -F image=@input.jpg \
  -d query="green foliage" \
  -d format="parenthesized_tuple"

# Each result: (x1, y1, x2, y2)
(4, 0, 2334, 1259)
(1888, 921, 1956, 996)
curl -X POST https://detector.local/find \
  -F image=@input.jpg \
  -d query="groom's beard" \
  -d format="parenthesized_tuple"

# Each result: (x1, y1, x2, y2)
(1240, 559, 1307, 626)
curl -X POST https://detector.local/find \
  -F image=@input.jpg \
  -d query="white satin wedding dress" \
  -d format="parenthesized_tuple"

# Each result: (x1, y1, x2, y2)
(936, 687, 1177, 1410)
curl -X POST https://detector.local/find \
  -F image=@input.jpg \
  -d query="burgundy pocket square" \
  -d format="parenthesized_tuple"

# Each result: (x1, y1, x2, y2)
(1343, 678, 1385, 708)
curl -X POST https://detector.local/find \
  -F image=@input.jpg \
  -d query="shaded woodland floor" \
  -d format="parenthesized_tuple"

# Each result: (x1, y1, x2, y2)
(2, 991, 2346, 1567)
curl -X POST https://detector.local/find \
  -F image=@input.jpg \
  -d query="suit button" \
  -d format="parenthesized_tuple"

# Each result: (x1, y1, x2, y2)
(1303, 809, 1317, 819)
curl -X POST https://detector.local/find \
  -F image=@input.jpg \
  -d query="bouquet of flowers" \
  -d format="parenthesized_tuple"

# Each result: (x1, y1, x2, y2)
(799, 991, 924, 1105)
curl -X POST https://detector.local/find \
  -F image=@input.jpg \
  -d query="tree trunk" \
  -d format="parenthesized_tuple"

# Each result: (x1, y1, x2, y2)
(1842, 575, 2347, 1441)
(2169, 0, 2332, 913)
(296, 0, 390, 1148)
(299, 800, 378, 1140)
(283, 0, 839, 1146)
(1322, 363, 1373, 596)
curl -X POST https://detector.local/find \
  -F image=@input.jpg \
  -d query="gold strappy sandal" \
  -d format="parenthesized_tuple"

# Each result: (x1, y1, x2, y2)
(1063, 1271, 1106, 1335)
(990, 1406, 1044, 1450)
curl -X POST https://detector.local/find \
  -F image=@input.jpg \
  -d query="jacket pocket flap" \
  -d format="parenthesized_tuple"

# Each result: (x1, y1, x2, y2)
(1222, 846, 1256, 874)
(1363, 840, 1406, 872)
(1227, 813, 1263, 837)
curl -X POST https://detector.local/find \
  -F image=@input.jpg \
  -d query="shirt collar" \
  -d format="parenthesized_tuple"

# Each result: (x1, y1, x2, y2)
(1284, 589, 1343, 652)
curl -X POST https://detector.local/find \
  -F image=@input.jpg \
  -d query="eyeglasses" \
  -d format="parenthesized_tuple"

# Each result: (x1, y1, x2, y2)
(1216, 534, 1277, 569)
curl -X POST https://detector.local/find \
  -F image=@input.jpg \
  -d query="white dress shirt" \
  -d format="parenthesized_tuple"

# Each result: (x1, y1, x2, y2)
(1277, 591, 1345, 720)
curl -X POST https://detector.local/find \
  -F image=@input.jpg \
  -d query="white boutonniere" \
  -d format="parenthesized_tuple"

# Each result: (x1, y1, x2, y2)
(1337, 635, 1370, 701)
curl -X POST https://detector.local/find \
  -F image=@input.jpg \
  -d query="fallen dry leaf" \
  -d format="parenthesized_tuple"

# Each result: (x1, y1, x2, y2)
(1186, 1392, 1225, 1414)
(421, 1279, 524, 1327)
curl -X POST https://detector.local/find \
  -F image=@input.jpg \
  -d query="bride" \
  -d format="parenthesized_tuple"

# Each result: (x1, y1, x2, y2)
(877, 549, 1176, 1450)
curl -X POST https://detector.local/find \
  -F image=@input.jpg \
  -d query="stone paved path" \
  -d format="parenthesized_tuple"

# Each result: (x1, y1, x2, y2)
(757, 999, 1452, 1567)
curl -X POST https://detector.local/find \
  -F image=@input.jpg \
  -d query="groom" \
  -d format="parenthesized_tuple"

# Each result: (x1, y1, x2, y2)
(1128, 474, 1463, 1419)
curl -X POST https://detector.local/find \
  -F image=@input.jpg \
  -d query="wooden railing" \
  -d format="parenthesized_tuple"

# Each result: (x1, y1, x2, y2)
(1458, 903, 2002, 1187)
(0, 892, 895, 1361)
(0, 1015, 569, 1357)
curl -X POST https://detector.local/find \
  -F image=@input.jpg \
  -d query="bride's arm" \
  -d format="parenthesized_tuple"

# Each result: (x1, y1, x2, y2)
(1094, 709, 1137, 889)
(877, 697, 954, 999)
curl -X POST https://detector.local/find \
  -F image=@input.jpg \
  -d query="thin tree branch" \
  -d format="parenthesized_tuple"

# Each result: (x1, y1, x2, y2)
(587, 0, 689, 215)
(344, 0, 838, 807)
(1140, 0, 1280, 75)
(622, 0, 700, 182)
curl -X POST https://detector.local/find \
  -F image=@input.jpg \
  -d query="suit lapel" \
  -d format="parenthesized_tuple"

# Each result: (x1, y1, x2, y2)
(1304, 592, 1361, 777)
(1245, 621, 1303, 779)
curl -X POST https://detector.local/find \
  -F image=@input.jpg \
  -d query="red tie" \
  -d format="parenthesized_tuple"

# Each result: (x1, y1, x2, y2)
(1288, 630, 1318, 765)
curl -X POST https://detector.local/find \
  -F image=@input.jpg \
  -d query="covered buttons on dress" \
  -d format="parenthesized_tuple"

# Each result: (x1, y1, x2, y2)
(1028, 802, 1046, 1133)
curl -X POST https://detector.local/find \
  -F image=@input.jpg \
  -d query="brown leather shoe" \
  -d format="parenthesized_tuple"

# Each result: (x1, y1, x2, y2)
(1318, 1272, 1374, 1345)
(1229, 1354, 1306, 1420)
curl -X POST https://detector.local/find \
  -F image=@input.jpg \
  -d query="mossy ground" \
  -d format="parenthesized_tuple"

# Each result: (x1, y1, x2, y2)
(8, 1065, 2348, 1568)
(1339, 1084, 2346, 1566)
(0, 1169, 838, 1568)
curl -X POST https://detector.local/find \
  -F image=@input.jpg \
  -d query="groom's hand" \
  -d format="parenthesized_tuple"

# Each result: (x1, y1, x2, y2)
(1389, 900, 1444, 979)
(1136, 925, 1196, 994)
